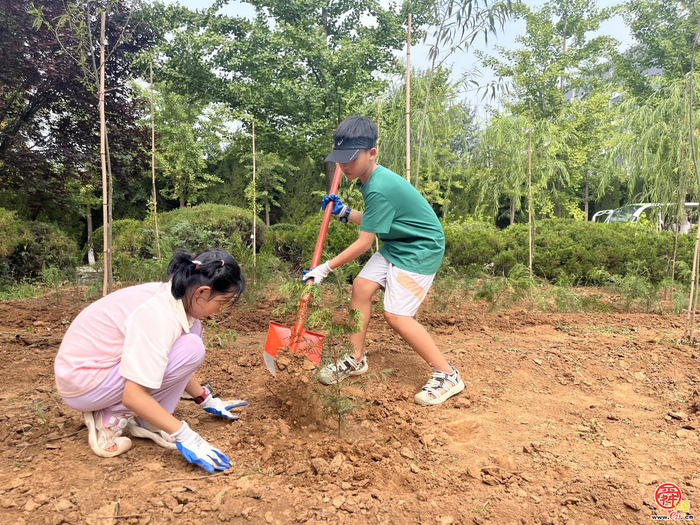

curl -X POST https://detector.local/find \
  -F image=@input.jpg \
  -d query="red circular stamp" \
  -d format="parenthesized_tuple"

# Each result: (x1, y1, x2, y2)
(655, 483, 683, 510)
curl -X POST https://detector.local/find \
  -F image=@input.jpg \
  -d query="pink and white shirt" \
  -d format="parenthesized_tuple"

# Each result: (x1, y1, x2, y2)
(55, 282, 195, 397)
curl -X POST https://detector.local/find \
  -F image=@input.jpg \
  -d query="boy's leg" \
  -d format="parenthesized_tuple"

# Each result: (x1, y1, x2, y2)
(349, 277, 382, 360)
(383, 312, 452, 373)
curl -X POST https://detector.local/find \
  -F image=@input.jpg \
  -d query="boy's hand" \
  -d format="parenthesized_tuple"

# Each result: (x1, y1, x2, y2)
(200, 394, 247, 421)
(321, 194, 344, 215)
(302, 261, 334, 284)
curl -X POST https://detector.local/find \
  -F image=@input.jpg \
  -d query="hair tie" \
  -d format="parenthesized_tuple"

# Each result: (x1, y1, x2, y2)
(221, 259, 225, 267)
(192, 260, 203, 269)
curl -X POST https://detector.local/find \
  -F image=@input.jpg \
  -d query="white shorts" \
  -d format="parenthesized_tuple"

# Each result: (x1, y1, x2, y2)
(357, 252, 436, 317)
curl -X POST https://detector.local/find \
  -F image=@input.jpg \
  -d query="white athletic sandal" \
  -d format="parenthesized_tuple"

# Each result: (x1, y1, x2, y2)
(414, 362, 465, 406)
(125, 417, 177, 450)
(83, 411, 132, 458)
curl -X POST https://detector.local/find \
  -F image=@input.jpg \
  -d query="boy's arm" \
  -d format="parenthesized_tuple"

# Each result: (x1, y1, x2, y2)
(328, 230, 375, 269)
(347, 209, 363, 225)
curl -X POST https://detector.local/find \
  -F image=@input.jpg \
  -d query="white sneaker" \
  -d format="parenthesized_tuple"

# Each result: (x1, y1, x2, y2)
(414, 363, 465, 406)
(126, 417, 177, 450)
(84, 411, 132, 458)
(317, 353, 368, 385)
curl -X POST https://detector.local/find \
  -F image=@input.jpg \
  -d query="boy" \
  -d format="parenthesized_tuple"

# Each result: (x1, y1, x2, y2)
(303, 116, 464, 405)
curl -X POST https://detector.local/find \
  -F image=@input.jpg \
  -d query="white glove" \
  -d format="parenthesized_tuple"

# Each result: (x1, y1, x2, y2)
(200, 394, 247, 421)
(170, 421, 230, 473)
(302, 261, 334, 284)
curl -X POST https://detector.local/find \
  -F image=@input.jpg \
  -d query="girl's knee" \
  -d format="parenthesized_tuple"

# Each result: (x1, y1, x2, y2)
(176, 333, 206, 367)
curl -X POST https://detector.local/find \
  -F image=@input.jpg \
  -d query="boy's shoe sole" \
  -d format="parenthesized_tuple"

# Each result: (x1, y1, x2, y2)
(414, 379, 465, 406)
(318, 361, 369, 385)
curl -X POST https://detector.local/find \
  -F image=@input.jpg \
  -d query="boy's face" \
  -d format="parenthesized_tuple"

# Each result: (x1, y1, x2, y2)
(339, 147, 377, 182)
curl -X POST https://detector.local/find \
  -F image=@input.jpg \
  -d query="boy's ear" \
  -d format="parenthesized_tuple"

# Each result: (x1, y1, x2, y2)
(369, 147, 378, 159)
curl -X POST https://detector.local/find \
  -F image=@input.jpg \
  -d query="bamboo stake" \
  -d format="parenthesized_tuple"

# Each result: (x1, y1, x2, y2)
(686, 29, 700, 340)
(528, 100, 534, 277)
(99, 11, 108, 297)
(150, 61, 161, 260)
(405, 13, 411, 183)
(252, 120, 257, 269)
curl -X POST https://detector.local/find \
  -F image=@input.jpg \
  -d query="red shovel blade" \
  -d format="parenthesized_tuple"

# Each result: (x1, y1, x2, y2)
(263, 321, 324, 375)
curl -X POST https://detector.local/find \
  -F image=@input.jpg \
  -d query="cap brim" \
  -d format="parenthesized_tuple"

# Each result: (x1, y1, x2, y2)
(325, 148, 361, 163)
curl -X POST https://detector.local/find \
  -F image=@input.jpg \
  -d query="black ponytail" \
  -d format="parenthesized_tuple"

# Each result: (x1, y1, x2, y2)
(167, 248, 245, 304)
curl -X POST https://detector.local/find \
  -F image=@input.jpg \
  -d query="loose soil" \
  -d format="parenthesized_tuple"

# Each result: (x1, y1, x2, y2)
(0, 287, 699, 525)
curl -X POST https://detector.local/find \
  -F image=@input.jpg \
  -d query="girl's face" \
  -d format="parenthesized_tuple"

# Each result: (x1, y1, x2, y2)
(186, 286, 237, 319)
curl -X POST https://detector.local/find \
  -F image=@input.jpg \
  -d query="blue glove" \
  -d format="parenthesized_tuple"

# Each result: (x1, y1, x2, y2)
(171, 421, 230, 473)
(200, 394, 247, 421)
(321, 194, 344, 215)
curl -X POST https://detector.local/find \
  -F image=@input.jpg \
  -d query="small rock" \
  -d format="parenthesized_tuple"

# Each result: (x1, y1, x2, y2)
(601, 440, 615, 448)
(329, 453, 345, 473)
(172, 504, 183, 514)
(533, 359, 543, 365)
(332, 496, 345, 509)
(517, 489, 527, 498)
(466, 465, 480, 479)
(265, 511, 274, 523)
(676, 429, 699, 441)
(634, 371, 646, 381)
(495, 455, 517, 471)
(276, 356, 290, 370)
(1, 498, 16, 509)
(624, 497, 642, 511)
(638, 473, 658, 485)
(400, 448, 415, 460)
(278, 420, 290, 436)
(55, 499, 73, 511)
(24, 499, 41, 511)
(311, 458, 330, 476)
(163, 495, 178, 510)
(410, 464, 420, 474)
(670, 411, 688, 421)
(530, 495, 541, 504)
(303, 360, 316, 371)
(341, 482, 352, 490)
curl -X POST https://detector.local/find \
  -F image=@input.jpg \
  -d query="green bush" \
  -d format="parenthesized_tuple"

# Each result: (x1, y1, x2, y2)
(3, 218, 79, 281)
(91, 205, 263, 282)
(263, 212, 371, 270)
(444, 219, 694, 284)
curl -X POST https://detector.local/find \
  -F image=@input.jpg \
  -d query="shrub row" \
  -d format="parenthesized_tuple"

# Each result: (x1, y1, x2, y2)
(0, 208, 79, 281)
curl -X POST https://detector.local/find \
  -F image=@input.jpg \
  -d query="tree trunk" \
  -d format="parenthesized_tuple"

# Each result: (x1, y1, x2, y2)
(180, 194, 185, 208)
(510, 197, 516, 226)
(87, 203, 95, 265)
(324, 161, 335, 193)
(584, 173, 589, 220)
(554, 180, 562, 218)
(150, 61, 161, 260)
(99, 11, 109, 297)
(265, 172, 270, 227)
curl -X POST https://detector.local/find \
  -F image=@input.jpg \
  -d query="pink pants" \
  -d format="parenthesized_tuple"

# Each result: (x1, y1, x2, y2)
(62, 320, 205, 425)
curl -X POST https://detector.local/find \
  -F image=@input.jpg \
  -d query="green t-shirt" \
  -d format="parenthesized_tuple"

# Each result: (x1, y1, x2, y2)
(359, 165, 445, 274)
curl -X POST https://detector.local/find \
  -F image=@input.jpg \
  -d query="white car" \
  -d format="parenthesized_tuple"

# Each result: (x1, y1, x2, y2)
(604, 203, 698, 233)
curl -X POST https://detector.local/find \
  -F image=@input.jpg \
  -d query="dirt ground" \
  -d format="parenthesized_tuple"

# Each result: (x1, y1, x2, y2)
(0, 286, 699, 525)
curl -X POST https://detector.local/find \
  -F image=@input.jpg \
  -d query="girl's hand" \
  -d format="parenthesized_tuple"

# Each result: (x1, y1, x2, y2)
(171, 421, 229, 473)
(200, 395, 248, 421)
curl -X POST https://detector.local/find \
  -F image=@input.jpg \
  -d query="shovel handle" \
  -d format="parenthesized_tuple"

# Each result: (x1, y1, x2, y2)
(310, 164, 343, 269)
(292, 164, 343, 343)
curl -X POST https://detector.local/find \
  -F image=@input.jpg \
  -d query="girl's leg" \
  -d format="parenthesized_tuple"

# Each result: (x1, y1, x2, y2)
(63, 320, 206, 424)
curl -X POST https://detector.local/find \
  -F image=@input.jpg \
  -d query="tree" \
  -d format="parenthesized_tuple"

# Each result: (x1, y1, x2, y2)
(149, 0, 434, 189)
(480, 0, 615, 217)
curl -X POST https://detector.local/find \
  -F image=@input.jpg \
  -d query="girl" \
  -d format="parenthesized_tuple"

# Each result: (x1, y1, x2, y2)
(54, 248, 247, 473)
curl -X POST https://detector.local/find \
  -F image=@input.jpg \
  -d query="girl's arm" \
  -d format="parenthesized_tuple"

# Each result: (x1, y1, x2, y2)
(328, 230, 375, 269)
(122, 380, 182, 434)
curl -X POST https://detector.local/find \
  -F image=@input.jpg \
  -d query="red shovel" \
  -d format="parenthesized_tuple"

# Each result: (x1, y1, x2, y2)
(263, 164, 343, 375)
